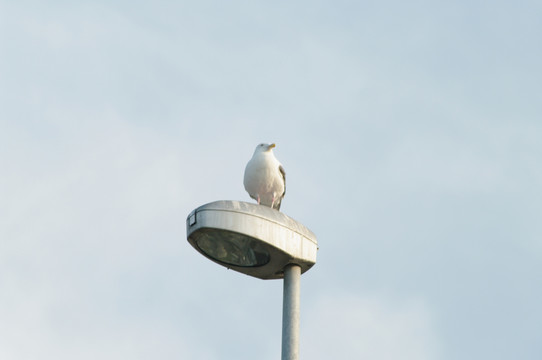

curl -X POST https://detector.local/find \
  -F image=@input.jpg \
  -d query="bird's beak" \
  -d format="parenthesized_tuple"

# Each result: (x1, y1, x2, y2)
(269, 143, 276, 149)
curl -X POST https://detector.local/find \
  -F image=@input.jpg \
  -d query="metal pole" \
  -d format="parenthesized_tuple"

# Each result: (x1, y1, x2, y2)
(282, 264, 301, 360)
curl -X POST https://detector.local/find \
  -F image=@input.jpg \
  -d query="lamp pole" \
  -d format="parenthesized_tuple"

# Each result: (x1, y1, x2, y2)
(282, 264, 301, 360)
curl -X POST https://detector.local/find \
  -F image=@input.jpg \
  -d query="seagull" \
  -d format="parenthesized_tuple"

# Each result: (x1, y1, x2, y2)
(243, 143, 286, 210)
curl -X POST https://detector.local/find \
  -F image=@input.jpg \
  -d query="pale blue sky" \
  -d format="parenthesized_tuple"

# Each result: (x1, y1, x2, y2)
(1, 1, 541, 359)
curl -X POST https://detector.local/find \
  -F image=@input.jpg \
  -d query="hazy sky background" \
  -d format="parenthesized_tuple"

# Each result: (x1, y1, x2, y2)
(1, 1, 541, 359)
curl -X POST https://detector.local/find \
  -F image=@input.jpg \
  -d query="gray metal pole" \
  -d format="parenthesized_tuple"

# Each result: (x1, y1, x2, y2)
(282, 264, 301, 360)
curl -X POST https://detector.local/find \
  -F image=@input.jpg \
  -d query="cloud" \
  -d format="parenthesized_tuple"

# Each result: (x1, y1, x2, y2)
(2, 1, 542, 359)
(301, 293, 441, 360)
(0, 114, 203, 359)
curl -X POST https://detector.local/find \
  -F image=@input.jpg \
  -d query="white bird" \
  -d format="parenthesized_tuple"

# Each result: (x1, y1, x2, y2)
(243, 143, 286, 210)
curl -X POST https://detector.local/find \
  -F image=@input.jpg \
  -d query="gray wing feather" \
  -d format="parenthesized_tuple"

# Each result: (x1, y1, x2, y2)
(279, 165, 286, 197)
(271, 165, 287, 210)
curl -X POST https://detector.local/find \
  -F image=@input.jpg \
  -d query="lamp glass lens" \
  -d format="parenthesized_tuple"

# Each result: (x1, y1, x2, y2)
(195, 229, 270, 267)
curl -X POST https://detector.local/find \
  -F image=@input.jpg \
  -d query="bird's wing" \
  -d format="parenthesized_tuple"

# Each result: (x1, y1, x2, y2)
(279, 164, 286, 197)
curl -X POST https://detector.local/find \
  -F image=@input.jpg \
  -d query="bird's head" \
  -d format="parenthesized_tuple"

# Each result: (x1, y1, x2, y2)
(254, 143, 276, 154)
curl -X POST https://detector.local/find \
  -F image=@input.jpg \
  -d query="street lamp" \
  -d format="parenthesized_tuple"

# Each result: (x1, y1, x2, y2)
(186, 200, 318, 360)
